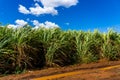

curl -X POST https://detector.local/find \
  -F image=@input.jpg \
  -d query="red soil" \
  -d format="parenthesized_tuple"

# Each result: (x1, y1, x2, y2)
(1, 60, 120, 80)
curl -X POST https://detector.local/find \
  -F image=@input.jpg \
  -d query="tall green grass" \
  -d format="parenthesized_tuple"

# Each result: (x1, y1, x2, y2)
(0, 26, 120, 74)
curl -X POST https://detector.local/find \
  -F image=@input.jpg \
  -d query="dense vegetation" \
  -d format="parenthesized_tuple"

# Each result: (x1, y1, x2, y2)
(0, 26, 120, 74)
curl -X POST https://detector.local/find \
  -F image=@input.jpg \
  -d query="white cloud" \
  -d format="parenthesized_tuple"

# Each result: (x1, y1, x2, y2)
(32, 20, 59, 29)
(8, 19, 28, 28)
(18, 0, 78, 16)
(19, 5, 30, 14)
(44, 21, 59, 28)
(40, 0, 78, 8)
(8, 19, 59, 29)
(29, 3, 58, 16)
(65, 22, 70, 26)
(7, 24, 17, 28)
(15, 19, 28, 27)
(32, 20, 43, 28)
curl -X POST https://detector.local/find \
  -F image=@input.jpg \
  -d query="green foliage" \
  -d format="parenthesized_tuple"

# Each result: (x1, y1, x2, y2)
(101, 30, 120, 60)
(0, 26, 120, 74)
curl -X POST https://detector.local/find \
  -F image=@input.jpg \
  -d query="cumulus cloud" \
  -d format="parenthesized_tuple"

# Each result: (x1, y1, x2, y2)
(65, 22, 70, 26)
(44, 21, 59, 28)
(15, 19, 28, 27)
(18, 0, 78, 16)
(8, 19, 28, 28)
(39, 0, 78, 8)
(7, 24, 17, 28)
(8, 19, 59, 29)
(19, 5, 30, 14)
(29, 3, 58, 16)
(32, 20, 44, 28)
(32, 20, 59, 29)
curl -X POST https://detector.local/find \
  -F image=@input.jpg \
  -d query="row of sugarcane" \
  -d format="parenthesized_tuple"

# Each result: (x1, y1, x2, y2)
(0, 26, 120, 74)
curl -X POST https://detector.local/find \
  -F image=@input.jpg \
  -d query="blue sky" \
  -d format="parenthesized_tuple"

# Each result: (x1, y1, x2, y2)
(0, 0, 120, 31)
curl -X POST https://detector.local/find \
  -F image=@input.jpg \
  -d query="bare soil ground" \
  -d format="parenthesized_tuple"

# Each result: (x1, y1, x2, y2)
(1, 60, 120, 80)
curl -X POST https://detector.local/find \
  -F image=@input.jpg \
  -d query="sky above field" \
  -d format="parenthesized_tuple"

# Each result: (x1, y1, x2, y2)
(0, 0, 120, 31)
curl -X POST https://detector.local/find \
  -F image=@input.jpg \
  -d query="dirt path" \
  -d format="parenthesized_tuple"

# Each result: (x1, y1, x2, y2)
(1, 60, 120, 80)
(32, 64, 120, 80)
